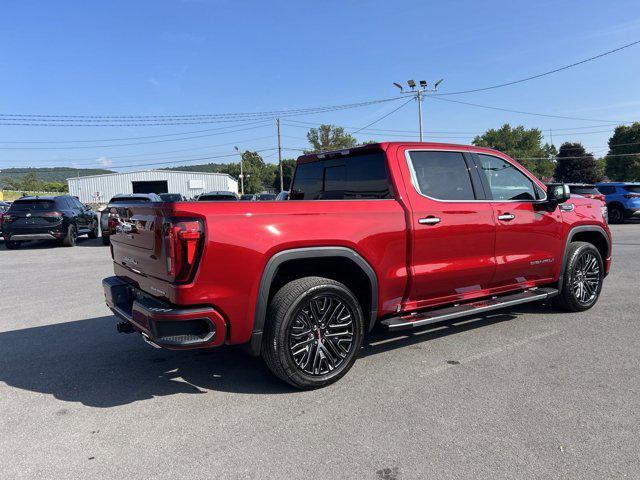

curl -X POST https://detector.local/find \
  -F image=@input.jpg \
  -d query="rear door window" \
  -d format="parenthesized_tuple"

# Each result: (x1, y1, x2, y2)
(407, 151, 476, 201)
(623, 185, 640, 194)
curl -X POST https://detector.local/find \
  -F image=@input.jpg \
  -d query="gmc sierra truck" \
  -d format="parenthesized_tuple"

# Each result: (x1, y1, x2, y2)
(103, 142, 611, 389)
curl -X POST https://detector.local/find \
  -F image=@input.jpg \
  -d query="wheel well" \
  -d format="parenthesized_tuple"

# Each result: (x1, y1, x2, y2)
(268, 256, 373, 327)
(608, 201, 624, 211)
(571, 231, 609, 261)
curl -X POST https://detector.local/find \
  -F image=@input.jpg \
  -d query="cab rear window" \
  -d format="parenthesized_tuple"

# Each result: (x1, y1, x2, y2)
(290, 152, 391, 200)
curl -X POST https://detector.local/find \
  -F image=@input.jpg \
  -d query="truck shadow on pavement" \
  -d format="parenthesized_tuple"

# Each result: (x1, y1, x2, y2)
(0, 306, 555, 407)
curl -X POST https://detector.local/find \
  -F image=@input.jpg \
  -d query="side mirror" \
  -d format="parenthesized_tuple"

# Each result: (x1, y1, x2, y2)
(546, 183, 571, 207)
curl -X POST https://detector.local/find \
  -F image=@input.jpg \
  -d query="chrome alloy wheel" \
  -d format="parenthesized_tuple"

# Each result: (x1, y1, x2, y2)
(571, 251, 601, 304)
(288, 294, 355, 376)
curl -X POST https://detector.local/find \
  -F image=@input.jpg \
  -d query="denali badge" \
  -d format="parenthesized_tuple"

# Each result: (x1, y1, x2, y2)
(149, 286, 166, 296)
(530, 258, 554, 265)
(122, 256, 138, 265)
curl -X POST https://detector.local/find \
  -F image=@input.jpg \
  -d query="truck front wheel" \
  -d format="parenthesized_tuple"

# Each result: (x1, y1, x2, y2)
(555, 242, 604, 312)
(262, 276, 364, 389)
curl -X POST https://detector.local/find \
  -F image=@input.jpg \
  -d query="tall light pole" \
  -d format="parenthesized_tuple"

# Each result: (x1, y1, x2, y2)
(234, 146, 244, 195)
(276, 118, 283, 192)
(393, 78, 444, 141)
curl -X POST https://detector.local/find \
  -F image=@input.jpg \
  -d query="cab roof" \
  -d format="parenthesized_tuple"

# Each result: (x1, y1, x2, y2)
(296, 141, 505, 164)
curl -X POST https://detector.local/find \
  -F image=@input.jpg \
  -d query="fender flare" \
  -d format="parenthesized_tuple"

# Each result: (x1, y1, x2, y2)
(246, 246, 379, 356)
(558, 225, 610, 290)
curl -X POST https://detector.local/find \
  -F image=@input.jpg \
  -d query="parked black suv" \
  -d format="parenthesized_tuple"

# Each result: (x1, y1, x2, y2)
(2, 195, 98, 249)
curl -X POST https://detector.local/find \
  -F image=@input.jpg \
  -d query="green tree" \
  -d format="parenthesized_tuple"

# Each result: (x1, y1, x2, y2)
(473, 124, 555, 179)
(218, 150, 272, 194)
(605, 123, 640, 181)
(20, 172, 40, 190)
(273, 158, 297, 191)
(554, 142, 602, 183)
(306, 124, 357, 153)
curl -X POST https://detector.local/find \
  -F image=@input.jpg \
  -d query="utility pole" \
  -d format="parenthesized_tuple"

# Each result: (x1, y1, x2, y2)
(277, 118, 283, 191)
(393, 79, 444, 142)
(234, 146, 244, 195)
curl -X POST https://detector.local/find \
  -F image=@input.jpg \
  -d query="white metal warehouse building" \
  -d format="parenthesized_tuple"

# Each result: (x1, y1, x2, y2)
(67, 170, 238, 203)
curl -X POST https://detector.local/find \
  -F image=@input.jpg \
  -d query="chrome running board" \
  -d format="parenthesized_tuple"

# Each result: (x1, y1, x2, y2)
(381, 288, 558, 331)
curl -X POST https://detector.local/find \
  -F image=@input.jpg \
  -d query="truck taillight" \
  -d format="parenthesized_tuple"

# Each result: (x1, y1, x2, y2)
(164, 218, 204, 283)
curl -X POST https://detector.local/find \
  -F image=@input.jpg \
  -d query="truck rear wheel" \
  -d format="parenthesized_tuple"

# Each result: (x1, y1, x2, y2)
(555, 242, 604, 312)
(262, 276, 364, 389)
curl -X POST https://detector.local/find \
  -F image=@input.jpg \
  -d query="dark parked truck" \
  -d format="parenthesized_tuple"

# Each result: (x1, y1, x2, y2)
(103, 142, 612, 389)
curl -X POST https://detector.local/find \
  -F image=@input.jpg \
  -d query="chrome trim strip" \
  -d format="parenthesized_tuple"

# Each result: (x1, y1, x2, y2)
(8, 233, 56, 240)
(404, 148, 548, 204)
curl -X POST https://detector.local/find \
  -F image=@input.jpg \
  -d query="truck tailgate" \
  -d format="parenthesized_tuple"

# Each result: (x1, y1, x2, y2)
(109, 202, 168, 280)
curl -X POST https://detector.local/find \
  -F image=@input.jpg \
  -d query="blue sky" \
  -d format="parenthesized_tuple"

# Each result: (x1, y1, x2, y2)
(1, 0, 639, 172)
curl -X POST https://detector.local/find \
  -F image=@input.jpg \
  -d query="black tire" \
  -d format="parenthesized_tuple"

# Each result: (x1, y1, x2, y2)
(608, 205, 624, 224)
(61, 224, 77, 247)
(101, 234, 110, 246)
(262, 276, 364, 390)
(4, 240, 22, 250)
(88, 220, 99, 239)
(555, 242, 604, 312)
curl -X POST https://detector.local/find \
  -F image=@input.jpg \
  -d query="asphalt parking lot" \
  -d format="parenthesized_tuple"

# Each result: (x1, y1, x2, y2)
(1, 225, 639, 480)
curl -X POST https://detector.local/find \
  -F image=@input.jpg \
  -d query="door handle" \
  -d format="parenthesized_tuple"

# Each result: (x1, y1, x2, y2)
(419, 216, 441, 225)
(498, 213, 516, 221)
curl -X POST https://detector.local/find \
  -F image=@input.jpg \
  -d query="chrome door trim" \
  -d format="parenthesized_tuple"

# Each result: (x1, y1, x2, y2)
(404, 148, 548, 204)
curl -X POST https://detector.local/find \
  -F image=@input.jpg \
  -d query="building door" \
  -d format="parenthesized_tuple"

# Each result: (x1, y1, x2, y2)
(131, 181, 168, 194)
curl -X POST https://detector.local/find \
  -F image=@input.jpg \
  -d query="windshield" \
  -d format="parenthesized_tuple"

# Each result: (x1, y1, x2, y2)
(198, 195, 237, 201)
(240, 194, 255, 200)
(623, 185, 640, 194)
(9, 200, 55, 211)
(258, 194, 276, 200)
(570, 186, 599, 195)
(159, 194, 182, 202)
(110, 197, 151, 203)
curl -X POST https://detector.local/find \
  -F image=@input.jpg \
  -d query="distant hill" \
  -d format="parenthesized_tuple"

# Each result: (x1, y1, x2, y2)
(1, 167, 114, 185)
(163, 163, 229, 174)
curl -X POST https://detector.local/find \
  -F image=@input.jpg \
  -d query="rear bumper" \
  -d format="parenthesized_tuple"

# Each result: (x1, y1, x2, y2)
(102, 276, 226, 349)
(4, 224, 65, 241)
(6, 233, 58, 241)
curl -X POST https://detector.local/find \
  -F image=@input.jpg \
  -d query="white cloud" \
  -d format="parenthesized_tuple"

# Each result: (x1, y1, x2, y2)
(98, 156, 112, 167)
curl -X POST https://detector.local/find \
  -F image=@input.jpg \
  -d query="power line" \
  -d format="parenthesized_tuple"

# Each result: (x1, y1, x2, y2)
(0, 97, 404, 126)
(283, 118, 624, 135)
(3, 149, 279, 173)
(0, 135, 276, 166)
(0, 119, 271, 144)
(351, 98, 414, 134)
(430, 96, 632, 123)
(0, 123, 272, 150)
(435, 39, 640, 96)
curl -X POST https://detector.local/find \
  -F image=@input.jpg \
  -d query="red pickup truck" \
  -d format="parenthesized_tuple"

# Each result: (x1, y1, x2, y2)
(103, 142, 611, 389)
